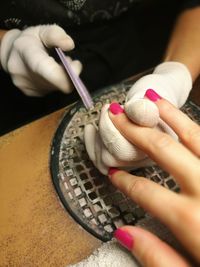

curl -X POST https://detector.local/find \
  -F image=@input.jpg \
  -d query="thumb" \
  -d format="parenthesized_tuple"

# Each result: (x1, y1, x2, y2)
(114, 226, 191, 267)
(125, 97, 159, 127)
(39, 24, 75, 51)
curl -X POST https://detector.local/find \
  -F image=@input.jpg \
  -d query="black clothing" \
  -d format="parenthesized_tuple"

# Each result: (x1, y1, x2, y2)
(0, 0, 200, 135)
(1, 0, 199, 28)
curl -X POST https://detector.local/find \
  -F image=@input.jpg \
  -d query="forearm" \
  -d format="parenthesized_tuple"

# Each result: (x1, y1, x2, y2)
(164, 7, 200, 82)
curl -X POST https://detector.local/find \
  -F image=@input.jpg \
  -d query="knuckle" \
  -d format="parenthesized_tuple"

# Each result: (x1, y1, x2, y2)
(153, 133, 172, 150)
(13, 37, 23, 51)
(182, 127, 200, 145)
(179, 203, 200, 225)
(127, 178, 148, 200)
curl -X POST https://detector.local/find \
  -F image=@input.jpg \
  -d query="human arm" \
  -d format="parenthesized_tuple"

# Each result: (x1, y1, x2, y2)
(164, 6, 200, 81)
(108, 95, 200, 266)
(84, 5, 200, 174)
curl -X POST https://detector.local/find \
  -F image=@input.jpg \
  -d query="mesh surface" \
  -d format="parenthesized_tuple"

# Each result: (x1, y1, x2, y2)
(50, 81, 200, 241)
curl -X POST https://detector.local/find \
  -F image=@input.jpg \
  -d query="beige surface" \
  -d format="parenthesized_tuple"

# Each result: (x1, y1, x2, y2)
(0, 106, 100, 267)
(0, 75, 199, 267)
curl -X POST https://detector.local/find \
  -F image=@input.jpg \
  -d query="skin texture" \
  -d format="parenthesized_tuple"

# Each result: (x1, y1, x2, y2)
(83, 6, 200, 174)
(164, 7, 200, 81)
(108, 97, 200, 267)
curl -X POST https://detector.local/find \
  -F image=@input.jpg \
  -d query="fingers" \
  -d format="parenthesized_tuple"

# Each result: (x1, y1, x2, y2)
(65, 56, 82, 76)
(109, 104, 200, 195)
(10, 36, 81, 93)
(109, 169, 200, 261)
(145, 91, 200, 157)
(39, 24, 75, 51)
(114, 226, 191, 267)
(108, 169, 181, 225)
(84, 124, 151, 173)
(28, 53, 77, 93)
(99, 104, 147, 162)
(6, 25, 80, 94)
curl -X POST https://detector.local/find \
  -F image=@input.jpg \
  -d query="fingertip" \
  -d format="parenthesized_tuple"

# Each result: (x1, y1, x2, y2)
(57, 34, 75, 50)
(41, 24, 75, 50)
(144, 88, 162, 102)
(109, 102, 124, 115)
(116, 226, 191, 267)
(108, 167, 120, 176)
(114, 228, 134, 251)
(71, 60, 83, 75)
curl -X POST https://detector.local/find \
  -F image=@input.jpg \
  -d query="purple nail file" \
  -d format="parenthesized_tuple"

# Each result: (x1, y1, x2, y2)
(55, 47, 94, 110)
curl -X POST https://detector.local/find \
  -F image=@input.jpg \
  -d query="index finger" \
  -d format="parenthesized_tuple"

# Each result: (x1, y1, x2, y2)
(109, 104, 200, 195)
(145, 89, 200, 157)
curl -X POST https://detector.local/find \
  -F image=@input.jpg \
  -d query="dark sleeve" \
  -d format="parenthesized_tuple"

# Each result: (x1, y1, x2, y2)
(0, 0, 73, 30)
(182, 0, 200, 10)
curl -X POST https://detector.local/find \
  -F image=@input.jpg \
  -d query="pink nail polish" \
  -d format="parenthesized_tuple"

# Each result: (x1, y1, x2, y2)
(109, 102, 124, 115)
(145, 89, 162, 102)
(108, 167, 119, 176)
(114, 228, 134, 250)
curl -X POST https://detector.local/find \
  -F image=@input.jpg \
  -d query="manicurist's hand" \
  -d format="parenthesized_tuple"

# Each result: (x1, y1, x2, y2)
(0, 25, 82, 96)
(108, 90, 200, 267)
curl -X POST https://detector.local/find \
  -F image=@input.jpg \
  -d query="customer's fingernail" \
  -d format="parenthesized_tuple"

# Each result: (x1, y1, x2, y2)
(114, 228, 134, 250)
(144, 89, 161, 102)
(109, 103, 124, 115)
(108, 167, 119, 176)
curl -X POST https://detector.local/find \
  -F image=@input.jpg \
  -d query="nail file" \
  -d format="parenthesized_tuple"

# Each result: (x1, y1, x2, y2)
(55, 47, 94, 110)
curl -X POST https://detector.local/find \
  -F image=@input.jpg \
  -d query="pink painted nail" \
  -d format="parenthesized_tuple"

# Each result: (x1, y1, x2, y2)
(108, 167, 119, 176)
(109, 102, 124, 115)
(114, 228, 134, 250)
(145, 89, 161, 102)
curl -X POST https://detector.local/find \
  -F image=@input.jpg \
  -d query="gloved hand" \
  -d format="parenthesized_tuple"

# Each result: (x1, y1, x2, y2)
(84, 62, 192, 175)
(0, 24, 82, 96)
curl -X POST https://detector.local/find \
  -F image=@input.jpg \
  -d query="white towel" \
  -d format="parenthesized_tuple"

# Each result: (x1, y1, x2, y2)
(68, 215, 181, 267)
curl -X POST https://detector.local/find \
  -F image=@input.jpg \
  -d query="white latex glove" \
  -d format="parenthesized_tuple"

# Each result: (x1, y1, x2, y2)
(84, 62, 192, 175)
(0, 24, 82, 96)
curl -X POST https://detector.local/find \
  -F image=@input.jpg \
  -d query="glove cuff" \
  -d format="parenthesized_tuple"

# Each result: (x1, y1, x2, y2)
(0, 29, 21, 71)
(153, 61, 192, 107)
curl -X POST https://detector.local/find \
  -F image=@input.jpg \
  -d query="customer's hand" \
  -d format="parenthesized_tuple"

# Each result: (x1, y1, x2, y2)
(108, 91, 200, 267)
(84, 62, 192, 174)
(0, 24, 82, 96)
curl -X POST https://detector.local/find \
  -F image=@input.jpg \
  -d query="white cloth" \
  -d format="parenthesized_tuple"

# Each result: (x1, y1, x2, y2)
(84, 62, 192, 174)
(0, 24, 82, 96)
(68, 216, 181, 267)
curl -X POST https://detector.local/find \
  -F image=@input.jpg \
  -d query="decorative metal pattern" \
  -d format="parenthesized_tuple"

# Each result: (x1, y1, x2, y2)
(50, 81, 200, 241)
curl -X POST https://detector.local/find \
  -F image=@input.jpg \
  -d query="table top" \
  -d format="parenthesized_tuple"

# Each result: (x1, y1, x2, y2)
(0, 74, 199, 267)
